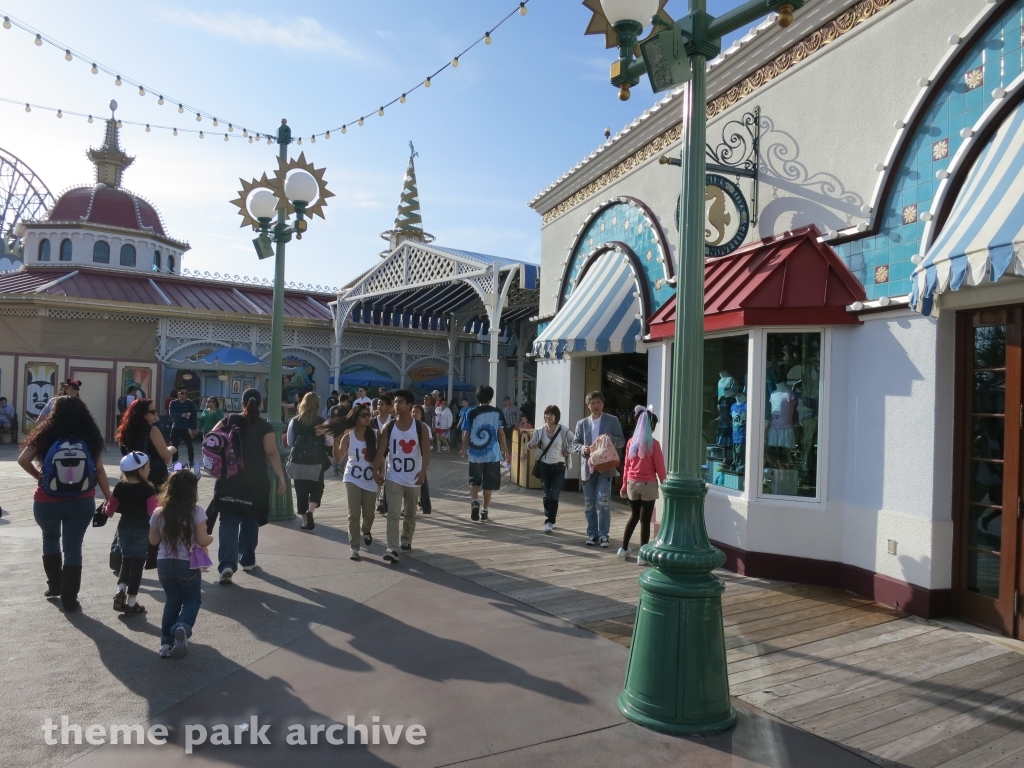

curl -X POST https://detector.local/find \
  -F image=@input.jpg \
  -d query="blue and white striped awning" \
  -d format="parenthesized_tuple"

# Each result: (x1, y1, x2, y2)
(532, 253, 642, 359)
(911, 102, 1024, 314)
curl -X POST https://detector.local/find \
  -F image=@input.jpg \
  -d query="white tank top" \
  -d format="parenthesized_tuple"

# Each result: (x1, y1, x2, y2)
(386, 420, 423, 488)
(342, 433, 377, 492)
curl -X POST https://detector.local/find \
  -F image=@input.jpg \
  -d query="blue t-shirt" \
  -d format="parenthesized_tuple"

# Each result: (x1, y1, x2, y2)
(461, 404, 506, 464)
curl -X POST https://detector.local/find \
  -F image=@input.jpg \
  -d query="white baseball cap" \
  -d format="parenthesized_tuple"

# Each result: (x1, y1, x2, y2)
(120, 451, 150, 473)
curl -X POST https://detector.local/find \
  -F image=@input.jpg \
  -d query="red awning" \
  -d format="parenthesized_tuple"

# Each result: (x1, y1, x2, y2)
(647, 225, 866, 340)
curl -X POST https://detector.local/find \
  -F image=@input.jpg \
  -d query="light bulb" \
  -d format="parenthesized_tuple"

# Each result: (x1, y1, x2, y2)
(310, 135, 316, 143)
(223, 133, 229, 141)
(178, 103, 184, 113)
(199, 131, 204, 139)
(145, 123, 151, 132)
(64, 48, 72, 61)
(285, 170, 318, 204)
(24, 103, 30, 112)
(34, 33, 42, 45)
(267, 136, 272, 145)
(87, 114, 93, 123)
(297, 137, 302, 145)
(248, 189, 278, 219)
(325, 130, 330, 139)
(378, 107, 384, 116)
(520, 2, 527, 15)
(139, 86, 145, 96)
(485, 32, 492, 44)
(116, 120, 122, 128)
(115, 75, 122, 86)
(228, 123, 233, 132)
(452, 56, 459, 67)
(248, 136, 253, 143)
(242, 128, 247, 137)
(195, 113, 201, 122)
(90, 63, 97, 74)
(2, 17, 10, 29)
(425, 76, 431, 87)
(212, 118, 219, 126)
(173, 128, 178, 136)
(400, 93, 406, 103)
(56, 109, 62, 118)
(341, 125, 347, 134)
(158, 95, 164, 105)
(358, 117, 364, 126)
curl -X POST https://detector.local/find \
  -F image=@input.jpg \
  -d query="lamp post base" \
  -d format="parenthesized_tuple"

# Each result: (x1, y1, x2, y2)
(617, 477, 735, 735)
(266, 420, 294, 521)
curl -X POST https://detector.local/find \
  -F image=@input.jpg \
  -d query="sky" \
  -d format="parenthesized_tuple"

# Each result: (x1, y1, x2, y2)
(0, 0, 753, 288)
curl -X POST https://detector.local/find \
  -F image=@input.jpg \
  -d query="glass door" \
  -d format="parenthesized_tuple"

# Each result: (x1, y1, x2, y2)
(954, 308, 1022, 638)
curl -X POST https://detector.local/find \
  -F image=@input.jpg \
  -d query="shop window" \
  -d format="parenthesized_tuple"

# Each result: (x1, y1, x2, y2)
(763, 332, 822, 498)
(153, 250, 161, 272)
(38, 238, 50, 261)
(93, 240, 110, 264)
(120, 244, 136, 267)
(702, 334, 748, 491)
(59, 238, 73, 261)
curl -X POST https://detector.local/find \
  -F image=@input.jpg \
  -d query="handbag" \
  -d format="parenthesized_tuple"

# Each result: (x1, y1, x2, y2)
(588, 433, 621, 474)
(189, 545, 213, 570)
(531, 426, 561, 479)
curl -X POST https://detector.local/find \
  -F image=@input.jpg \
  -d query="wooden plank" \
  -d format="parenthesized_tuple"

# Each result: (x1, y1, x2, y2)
(895, 712, 1024, 768)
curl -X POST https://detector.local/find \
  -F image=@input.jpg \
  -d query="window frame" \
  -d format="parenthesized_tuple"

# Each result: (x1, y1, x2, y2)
(59, 238, 73, 262)
(119, 243, 137, 267)
(701, 329, 751, 499)
(92, 240, 110, 264)
(153, 250, 162, 272)
(38, 238, 50, 261)
(168, 254, 175, 273)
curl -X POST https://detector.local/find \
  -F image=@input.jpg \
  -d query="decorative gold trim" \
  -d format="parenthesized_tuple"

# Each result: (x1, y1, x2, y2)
(541, 0, 898, 225)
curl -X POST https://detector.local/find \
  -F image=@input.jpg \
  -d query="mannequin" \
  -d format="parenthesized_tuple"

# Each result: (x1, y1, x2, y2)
(715, 381, 736, 453)
(717, 371, 736, 399)
(767, 381, 796, 450)
(730, 393, 746, 469)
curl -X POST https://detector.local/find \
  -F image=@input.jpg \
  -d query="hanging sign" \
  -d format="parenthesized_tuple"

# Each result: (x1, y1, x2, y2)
(704, 174, 749, 257)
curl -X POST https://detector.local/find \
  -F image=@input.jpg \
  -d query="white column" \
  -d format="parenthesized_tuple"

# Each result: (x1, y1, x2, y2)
(447, 317, 456, 404)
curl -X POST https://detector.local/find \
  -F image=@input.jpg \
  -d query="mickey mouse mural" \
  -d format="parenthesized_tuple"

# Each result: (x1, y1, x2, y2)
(23, 362, 56, 433)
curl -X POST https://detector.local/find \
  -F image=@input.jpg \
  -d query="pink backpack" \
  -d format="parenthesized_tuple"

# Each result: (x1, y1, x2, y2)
(201, 419, 244, 479)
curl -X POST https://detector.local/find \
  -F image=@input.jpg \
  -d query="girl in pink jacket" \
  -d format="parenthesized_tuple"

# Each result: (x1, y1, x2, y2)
(618, 406, 666, 564)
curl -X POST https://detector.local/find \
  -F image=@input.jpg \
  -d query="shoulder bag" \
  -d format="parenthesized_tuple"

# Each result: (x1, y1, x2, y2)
(531, 426, 561, 479)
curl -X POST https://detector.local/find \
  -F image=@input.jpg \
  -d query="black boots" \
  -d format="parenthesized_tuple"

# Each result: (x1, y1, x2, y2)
(42, 554, 62, 597)
(60, 566, 83, 612)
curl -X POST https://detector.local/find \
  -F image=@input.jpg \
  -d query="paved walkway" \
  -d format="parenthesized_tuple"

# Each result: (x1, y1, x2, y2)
(1, 443, 1023, 767)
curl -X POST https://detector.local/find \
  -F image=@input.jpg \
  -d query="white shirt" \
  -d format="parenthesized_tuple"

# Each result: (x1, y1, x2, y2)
(386, 420, 423, 488)
(353, 397, 372, 408)
(529, 425, 570, 464)
(434, 409, 453, 430)
(589, 414, 603, 437)
(342, 433, 377, 492)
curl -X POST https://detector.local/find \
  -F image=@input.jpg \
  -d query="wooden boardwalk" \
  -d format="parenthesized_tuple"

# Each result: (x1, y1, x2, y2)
(315, 452, 1024, 768)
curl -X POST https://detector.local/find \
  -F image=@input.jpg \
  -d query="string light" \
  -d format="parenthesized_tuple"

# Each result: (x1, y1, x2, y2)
(452, 56, 459, 67)
(310, 135, 315, 143)
(378, 106, 384, 116)
(228, 123, 233, 132)
(400, 93, 406, 103)
(33, 32, 41, 45)
(242, 128, 247, 137)
(520, 2, 527, 14)
(116, 119, 121, 128)
(145, 123, 150, 132)
(64, 48, 71, 60)
(195, 112, 201, 122)
(138, 86, 145, 96)
(358, 117, 364, 126)
(485, 32, 492, 44)
(2, 16, 10, 29)
(212, 118, 219, 127)
(199, 131, 204, 139)
(266, 136, 272, 145)
(424, 76, 432, 88)
(296, 137, 302, 145)
(325, 130, 330, 139)
(223, 133, 229, 141)
(173, 128, 177, 135)
(114, 75, 121, 86)
(248, 136, 253, 143)
(56, 109, 62, 118)
(90, 63, 97, 74)
(23, 103, 29, 111)
(341, 125, 346, 134)
(87, 114, 92, 123)
(178, 103, 184, 113)
(157, 95, 164, 105)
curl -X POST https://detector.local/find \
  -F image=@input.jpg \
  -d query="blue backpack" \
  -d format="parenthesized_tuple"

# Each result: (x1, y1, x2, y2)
(41, 438, 98, 496)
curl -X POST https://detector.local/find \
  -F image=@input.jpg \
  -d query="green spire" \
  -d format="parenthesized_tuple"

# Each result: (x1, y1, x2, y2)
(380, 141, 434, 255)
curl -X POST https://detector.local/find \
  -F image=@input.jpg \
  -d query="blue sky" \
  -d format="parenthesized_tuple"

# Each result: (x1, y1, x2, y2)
(0, 0, 753, 287)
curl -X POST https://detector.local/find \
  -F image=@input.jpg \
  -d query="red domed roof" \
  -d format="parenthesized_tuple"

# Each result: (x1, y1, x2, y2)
(47, 185, 166, 236)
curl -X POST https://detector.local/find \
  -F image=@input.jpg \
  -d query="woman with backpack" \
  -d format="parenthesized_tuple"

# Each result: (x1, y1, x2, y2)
(212, 388, 286, 583)
(285, 392, 329, 531)
(320, 405, 378, 560)
(17, 396, 112, 612)
(116, 398, 175, 491)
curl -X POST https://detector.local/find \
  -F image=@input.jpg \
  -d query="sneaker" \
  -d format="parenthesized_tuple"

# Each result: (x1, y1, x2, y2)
(480, 509, 489, 521)
(112, 589, 127, 612)
(122, 602, 146, 616)
(471, 501, 480, 521)
(544, 522, 553, 533)
(159, 644, 172, 658)
(170, 626, 189, 659)
(382, 549, 398, 564)
(637, 554, 646, 565)
(241, 563, 257, 572)
(219, 569, 234, 584)
(599, 536, 609, 548)
(616, 547, 630, 559)
(350, 549, 360, 561)
(363, 532, 372, 547)
(585, 537, 598, 546)
(400, 543, 411, 552)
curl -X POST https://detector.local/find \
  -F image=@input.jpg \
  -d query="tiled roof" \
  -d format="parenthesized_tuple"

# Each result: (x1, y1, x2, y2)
(46, 185, 169, 238)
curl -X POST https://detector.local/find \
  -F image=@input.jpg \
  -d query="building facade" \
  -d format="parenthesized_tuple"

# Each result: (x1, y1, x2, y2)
(531, 0, 1024, 638)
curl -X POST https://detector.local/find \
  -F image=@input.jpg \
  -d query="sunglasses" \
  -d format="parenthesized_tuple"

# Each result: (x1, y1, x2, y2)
(147, 409, 157, 414)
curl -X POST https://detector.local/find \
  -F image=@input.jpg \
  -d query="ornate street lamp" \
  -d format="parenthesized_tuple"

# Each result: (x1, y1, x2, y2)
(230, 119, 333, 521)
(589, 0, 802, 736)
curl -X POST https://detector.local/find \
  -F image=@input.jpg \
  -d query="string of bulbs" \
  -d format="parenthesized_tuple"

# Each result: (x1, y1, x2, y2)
(0, 95, 279, 143)
(0, 0, 532, 147)
(0, 8, 272, 138)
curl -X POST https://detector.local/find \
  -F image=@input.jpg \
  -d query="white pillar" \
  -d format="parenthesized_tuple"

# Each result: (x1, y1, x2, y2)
(515, 327, 525, 405)
(447, 317, 456, 404)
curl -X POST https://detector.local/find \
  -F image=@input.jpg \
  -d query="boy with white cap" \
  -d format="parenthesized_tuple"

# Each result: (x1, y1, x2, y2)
(104, 451, 158, 616)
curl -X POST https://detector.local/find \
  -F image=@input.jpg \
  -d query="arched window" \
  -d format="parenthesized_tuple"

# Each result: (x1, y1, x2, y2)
(38, 238, 50, 261)
(59, 239, 73, 262)
(153, 250, 162, 272)
(119, 244, 136, 267)
(168, 254, 175, 273)
(93, 241, 110, 264)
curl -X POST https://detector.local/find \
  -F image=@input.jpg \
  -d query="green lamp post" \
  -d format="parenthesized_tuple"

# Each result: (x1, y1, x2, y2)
(592, 0, 802, 735)
(231, 119, 333, 521)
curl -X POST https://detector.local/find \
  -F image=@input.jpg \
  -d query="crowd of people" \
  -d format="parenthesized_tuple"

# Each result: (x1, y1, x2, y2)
(14, 381, 666, 660)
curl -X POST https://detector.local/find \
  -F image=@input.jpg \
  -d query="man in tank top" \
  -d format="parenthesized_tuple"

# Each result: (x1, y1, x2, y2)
(372, 390, 430, 564)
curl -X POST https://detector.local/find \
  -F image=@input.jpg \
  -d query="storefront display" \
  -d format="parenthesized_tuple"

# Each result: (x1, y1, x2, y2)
(597, 353, 648, 434)
(763, 332, 821, 498)
(702, 335, 748, 491)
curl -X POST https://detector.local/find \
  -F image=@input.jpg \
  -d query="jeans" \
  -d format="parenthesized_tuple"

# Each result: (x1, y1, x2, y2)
(170, 428, 194, 464)
(33, 497, 94, 567)
(536, 462, 566, 524)
(218, 511, 259, 573)
(157, 559, 202, 647)
(115, 527, 150, 558)
(582, 472, 613, 540)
